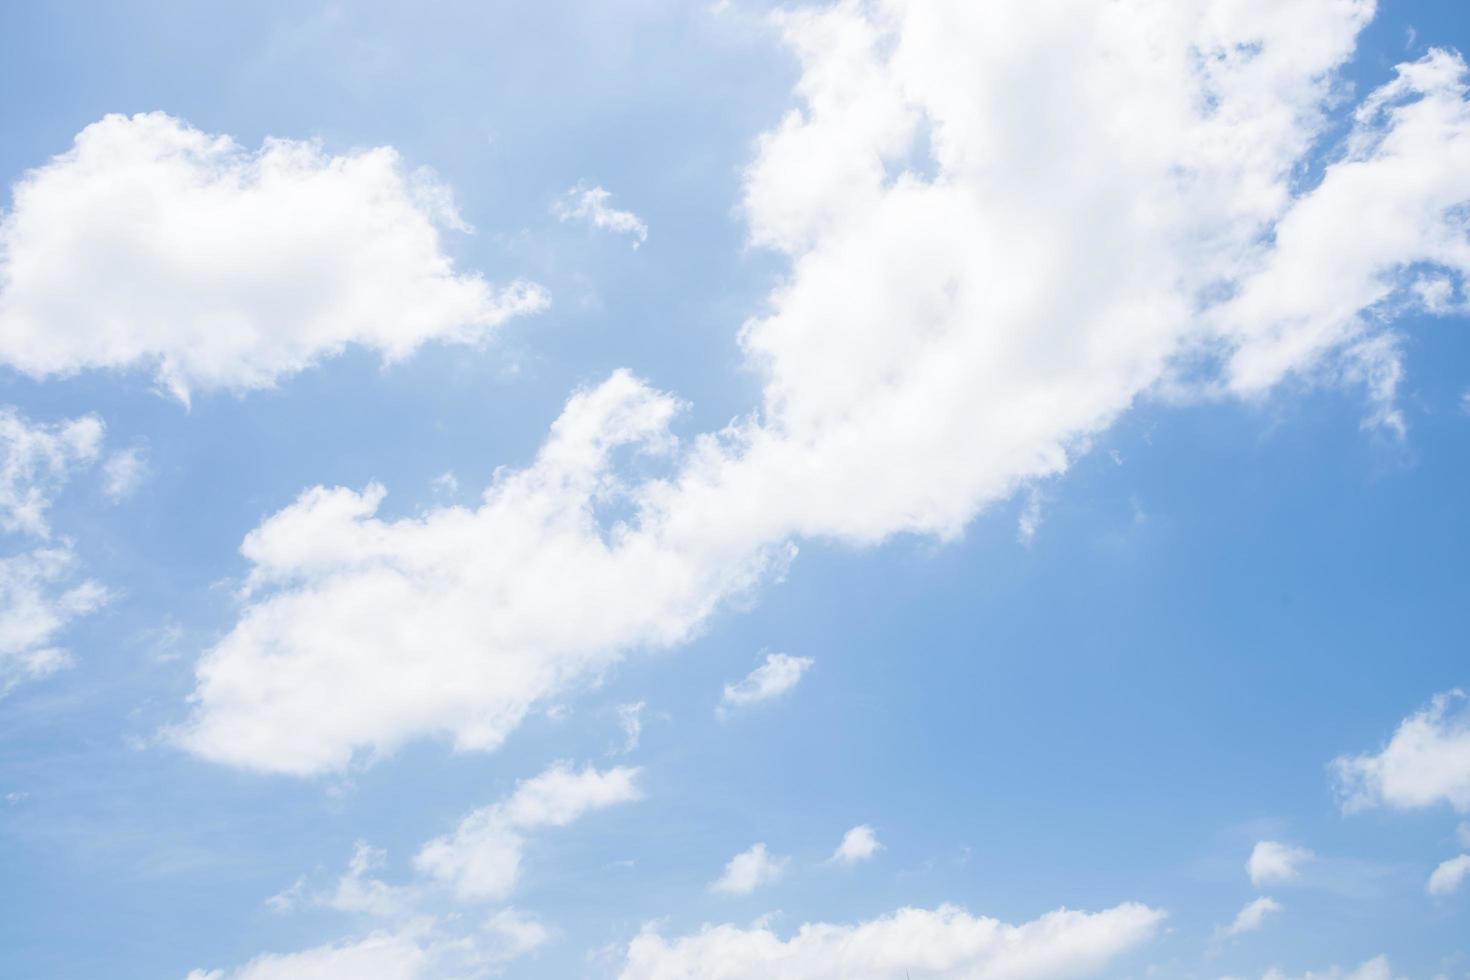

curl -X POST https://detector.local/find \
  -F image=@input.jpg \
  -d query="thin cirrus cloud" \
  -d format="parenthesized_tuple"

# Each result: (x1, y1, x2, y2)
(155, 0, 1470, 779)
(718, 651, 814, 717)
(0, 112, 548, 403)
(1332, 690, 1470, 814)
(1257, 955, 1399, 980)
(619, 902, 1165, 980)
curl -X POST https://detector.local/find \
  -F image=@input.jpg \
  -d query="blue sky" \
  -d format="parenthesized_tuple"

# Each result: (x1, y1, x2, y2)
(2, 2, 1470, 978)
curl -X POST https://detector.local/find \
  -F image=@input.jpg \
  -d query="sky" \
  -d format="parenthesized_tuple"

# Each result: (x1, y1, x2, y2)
(1, 1, 1470, 978)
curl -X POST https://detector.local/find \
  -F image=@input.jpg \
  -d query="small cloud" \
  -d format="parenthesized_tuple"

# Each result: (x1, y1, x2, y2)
(616, 701, 645, 754)
(1219, 896, 1282, 938)
(1017, 488, 1043, 545)
(1427, 854, 1470, 896)
(431, 470, 460, 495)
(101, 447, 147, 500)
(484, 908, 551, 962)
(718, 652, 813, 718)
(1248, 841, 1314, 888)
(711, 842, 786, 895)
(265, 876, 306, 914)
(829, 825, 882, 866)
(553, 184, 648, 248)
(5, 791, 29, 805)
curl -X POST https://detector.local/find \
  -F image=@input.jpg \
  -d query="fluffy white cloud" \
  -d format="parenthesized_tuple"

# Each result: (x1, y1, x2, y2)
(710, 842, 786, 895)
(553, 183, 648, 247)
(179, 2, 1470, 775)
(415, 762, 641, 901)
(619, 902, 1164, 980)
(1248, 841, 1314, 888)
(830, 824, 882, 865)
(1221, 896, 1281, 937)
(0, 112, 547, 402)
(1426, 853, 1470, 896)
(175, 372, 790, 774)
(1259, 956, 1398, 980)
(718, 652, 813, 716)
(185, 931, 429, 980)
(0, 408, 102, 537)
(1332, 690, 1470, 813)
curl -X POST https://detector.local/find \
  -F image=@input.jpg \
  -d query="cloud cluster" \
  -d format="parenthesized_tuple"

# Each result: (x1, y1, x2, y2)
(0, 112, 547, 402)
(178, 1, 1470, 775)
(0, 408, 110, 688)
(619, 902, 1164, 980)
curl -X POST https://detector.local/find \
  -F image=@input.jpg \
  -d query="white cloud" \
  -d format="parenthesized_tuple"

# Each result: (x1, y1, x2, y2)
(830, 824, 881, 865)
(318, 842, 414, 918)
(1221, 896, 1281, 937)
(718, 652, 813, 716)
(1248, 841, 1314, 888)
(553, 184, 648, 247)
(616, 701, 645, 754)
(177, 3, 1470, 776)
(482, 908, 551, 962)
(0, 547, 109, 689)
(620, 901, 1164, 979)
(175, 372, 791, 774)
(1332, 690, 1470, 813)
(101, 448, 148, 501)
(1260, 956, 1398, 980)
(415, 762, 641, 901)
(185, 931, 429, 980)
(710, 842, 786, 895)
(0, 408, 103, 537)
(1426, 853, 1470, 896)
(0, 112, 547, 402)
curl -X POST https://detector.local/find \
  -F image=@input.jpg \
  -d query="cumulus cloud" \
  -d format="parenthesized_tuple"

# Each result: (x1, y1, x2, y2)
(1426, 853, 1470, 896)
(185, 932, 429, 980)
(1332, 690, 1470, 813)
(1248, 841, 1314, 888)
(175, 372, 791, 774)
(1221, 896, 1282, 937)
(829, 824, 881, 865)
(415, 762, 641, 901)
(710, 842, 786, 895)
(0, 112, 547, 402)
(178, 2, 1470, 776)
(620, 901, 1164, 979)
(718, 652, 813, 717)
(553, 183, 648, 247)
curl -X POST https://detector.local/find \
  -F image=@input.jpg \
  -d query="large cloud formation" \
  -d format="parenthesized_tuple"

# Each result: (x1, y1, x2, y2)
(178, 0, 1470, 774)
(0, 112, 547, 401)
